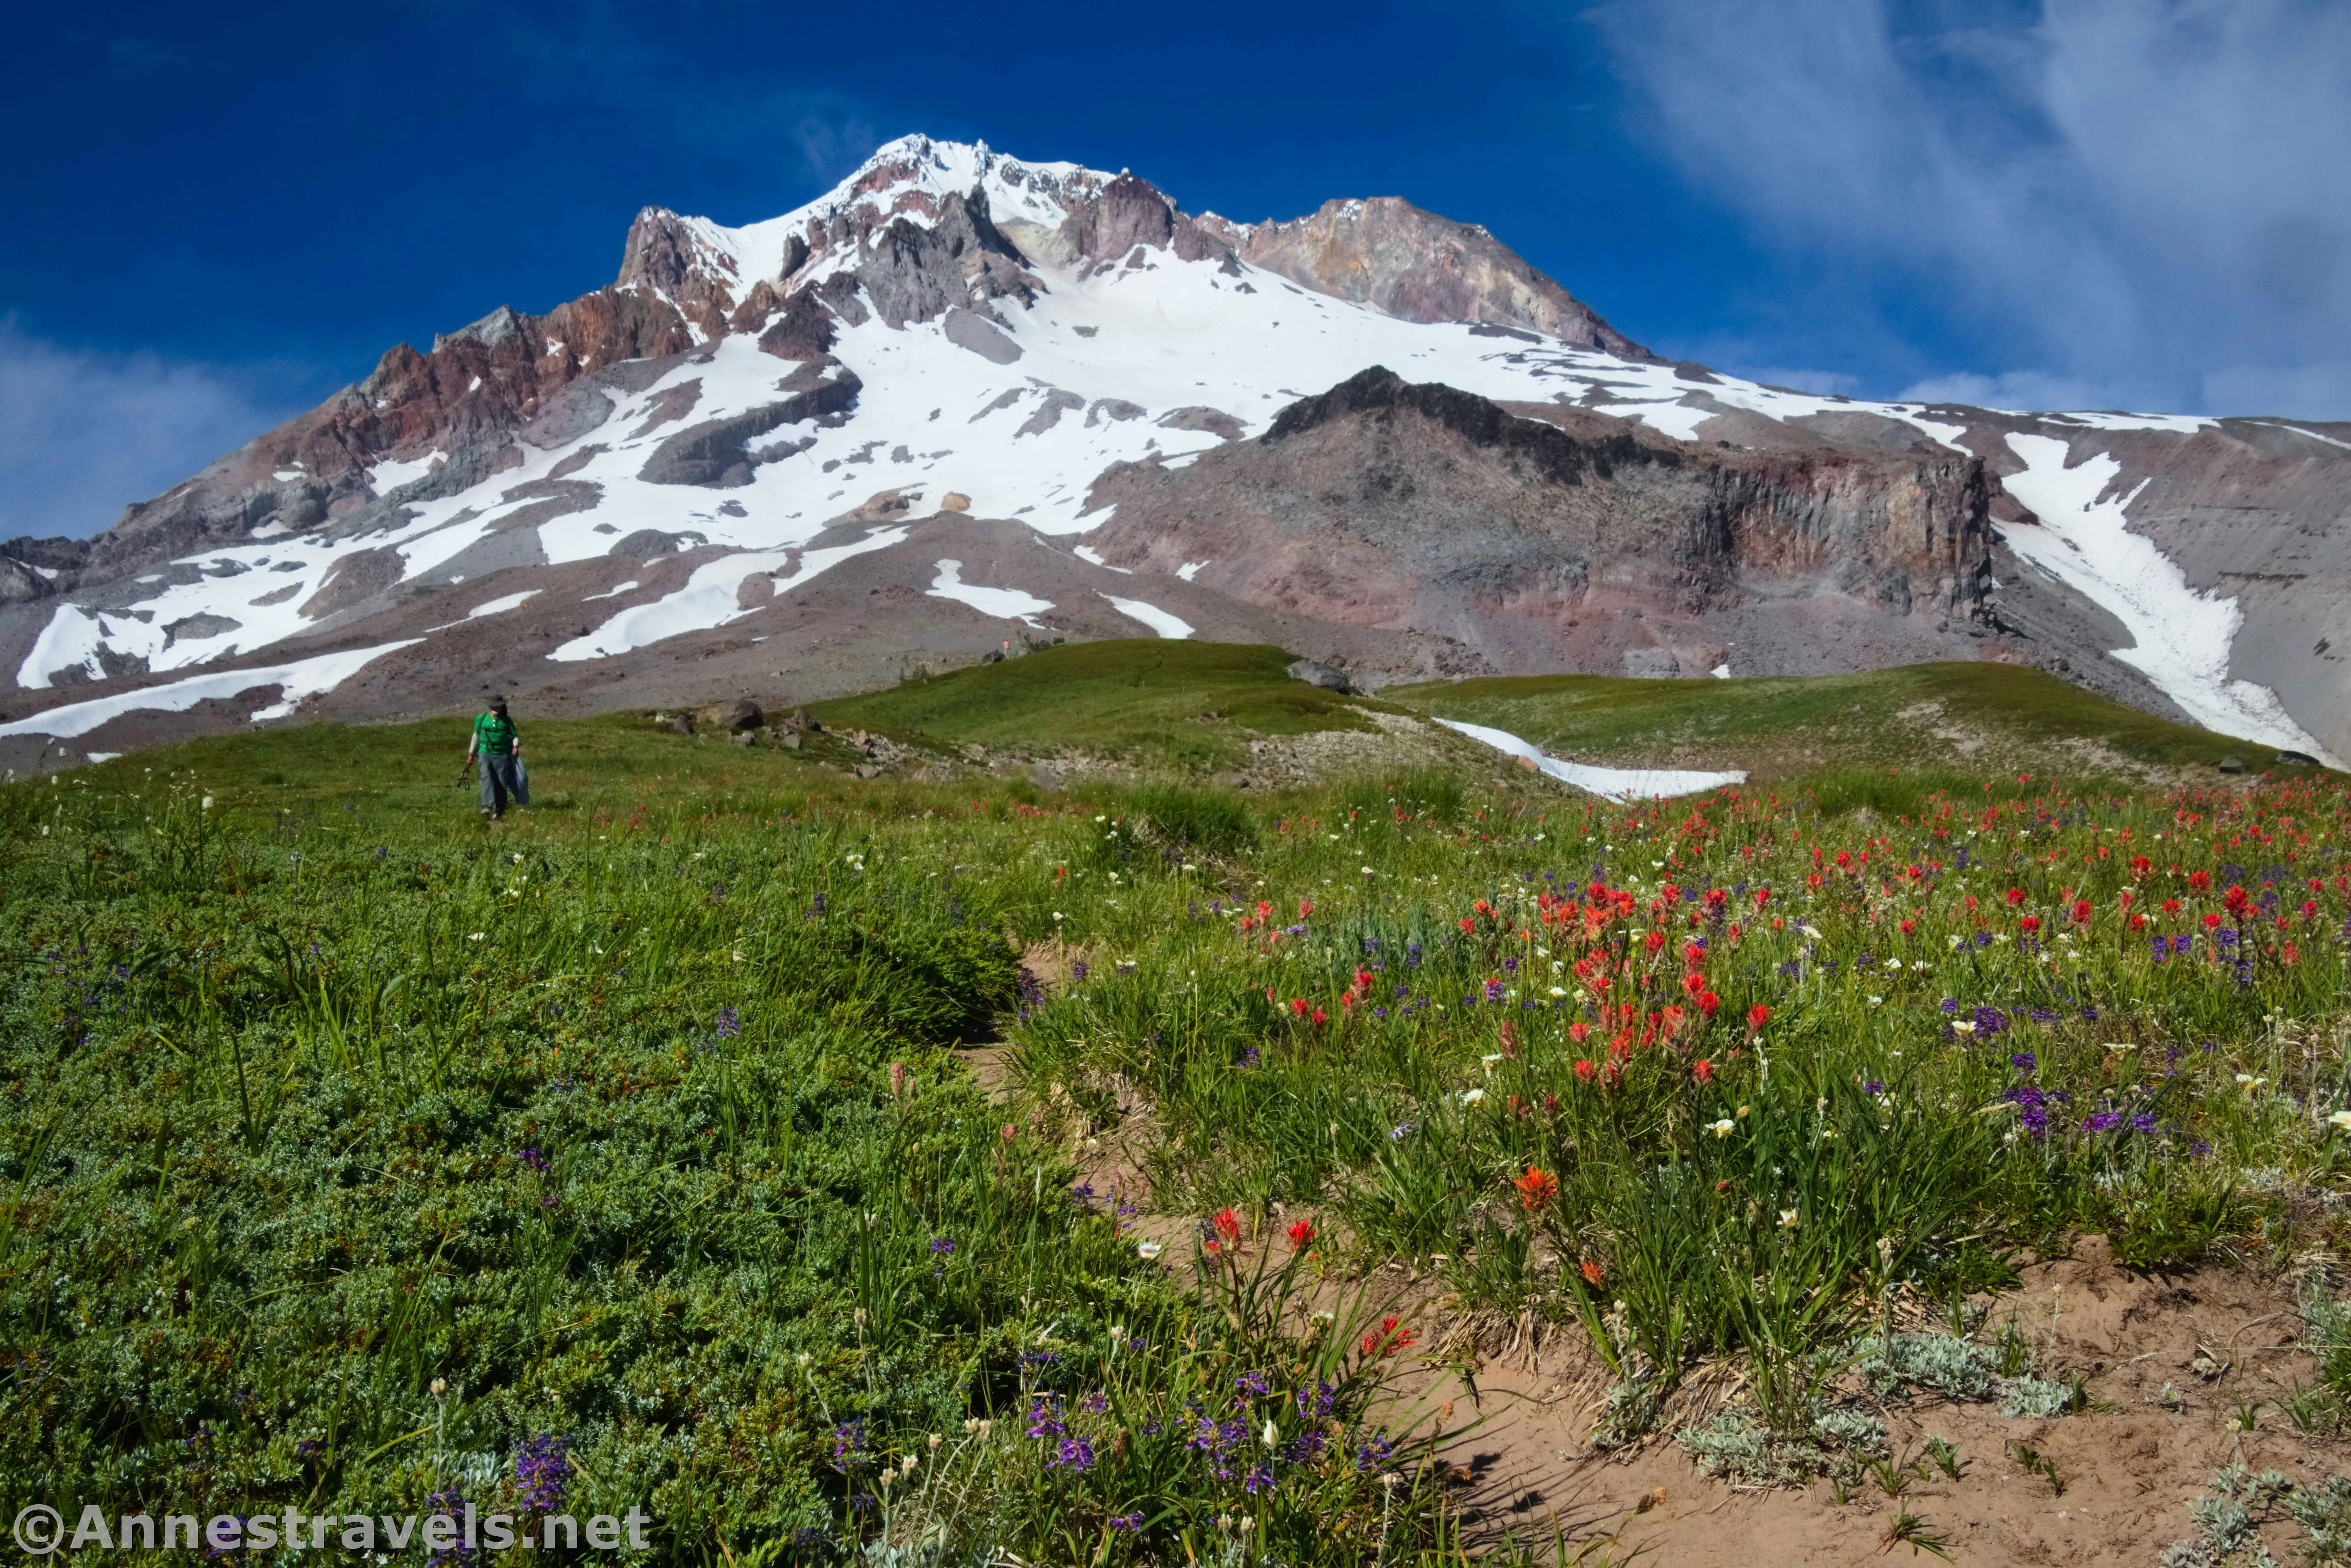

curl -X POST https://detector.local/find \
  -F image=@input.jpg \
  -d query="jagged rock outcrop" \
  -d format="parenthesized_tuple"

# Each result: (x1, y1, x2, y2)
(1080, 367, 2024, 688)
(1206, 197, 1643, 356)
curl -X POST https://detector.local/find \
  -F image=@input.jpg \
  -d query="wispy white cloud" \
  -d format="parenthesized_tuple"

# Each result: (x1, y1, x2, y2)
(1591, 0, 2351, 417)
(0, 318, 297, 540)
(1896, 369, 2111, 413)
(1732, 366, 1863, 397)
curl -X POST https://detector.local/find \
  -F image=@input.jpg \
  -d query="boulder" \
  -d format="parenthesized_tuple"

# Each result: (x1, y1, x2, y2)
(1286, 658, 1351, 693)
(698, 698, 762, 732)
(2218, 755, 2246, 774)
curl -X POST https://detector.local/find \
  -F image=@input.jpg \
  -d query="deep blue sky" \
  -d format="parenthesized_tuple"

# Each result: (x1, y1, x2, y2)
(6, 0, 2349, 537)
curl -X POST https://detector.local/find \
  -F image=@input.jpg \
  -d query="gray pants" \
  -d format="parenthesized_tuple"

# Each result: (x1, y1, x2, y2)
(480, 752, 522, 815)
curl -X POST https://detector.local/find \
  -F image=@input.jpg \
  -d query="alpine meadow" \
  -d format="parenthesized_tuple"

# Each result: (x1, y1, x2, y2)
(6, 653, 2351, 1564)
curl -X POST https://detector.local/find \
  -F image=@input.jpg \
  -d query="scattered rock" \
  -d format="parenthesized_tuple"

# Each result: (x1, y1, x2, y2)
(853, 763, 882, 780)
(1029, 764, 1064, 791)
(940, 492, 972, 512)
(941, 306, 1023, 364)
(1286, 658, 1351, 693)
(697, 698, 763, 732)
(2218, 755, 2246, 774)
(1623, 648, 1682, 679)
(2277, 750, 2319, 767)
(774, 730, 801, 750)
(729, 731, 756, 747)
(653, 711, 694, 736)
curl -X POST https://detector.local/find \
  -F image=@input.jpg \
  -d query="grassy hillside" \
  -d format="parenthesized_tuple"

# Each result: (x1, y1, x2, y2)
(811, 639, 1379, 768)
(1383, 662, 2285, 784)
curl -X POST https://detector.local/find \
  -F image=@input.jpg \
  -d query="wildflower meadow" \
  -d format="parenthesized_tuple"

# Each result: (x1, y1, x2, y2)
(3, 727, 2349, 1563)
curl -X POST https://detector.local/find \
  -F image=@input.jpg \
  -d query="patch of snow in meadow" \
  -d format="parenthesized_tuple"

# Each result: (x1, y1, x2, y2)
(1433, 718, 1746, 801)
(1073, 546, 1131, 573)
(1999, 433, 2339, 764)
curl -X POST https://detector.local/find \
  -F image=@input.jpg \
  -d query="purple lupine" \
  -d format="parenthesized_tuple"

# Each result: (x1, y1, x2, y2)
(424, 1491, 475, 1568)
(515, 1434, 570, 1511)
(2004, 1083, 2049, 1140)
(2081, 1112, 2125, 1133)
(715, 1006, 740, 1038)
(1048, 1437, 1097, 1471)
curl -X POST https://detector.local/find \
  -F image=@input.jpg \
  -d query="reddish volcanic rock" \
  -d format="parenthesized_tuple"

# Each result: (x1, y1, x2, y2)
(1206, 197, 1642, 356)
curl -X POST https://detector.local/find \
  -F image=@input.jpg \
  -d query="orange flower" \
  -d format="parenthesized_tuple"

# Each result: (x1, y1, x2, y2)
(1513, 1165, 1559, 1214)
(1213, 1208, 1243, 1247)
(1286, 1219, 1315, 1251)
(1579, 1260, 1605, 1288)
(1692, 1059, 1714, 1084)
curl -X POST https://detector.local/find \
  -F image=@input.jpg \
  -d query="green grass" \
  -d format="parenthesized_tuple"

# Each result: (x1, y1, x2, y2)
(1383, 662, 2287, 784)
(4, 648, 2350, 1563)
(812, 640, 1380, 769)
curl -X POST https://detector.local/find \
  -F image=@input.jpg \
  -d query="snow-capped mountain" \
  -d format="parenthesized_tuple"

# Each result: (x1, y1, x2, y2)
(1, 134, 2343, 769)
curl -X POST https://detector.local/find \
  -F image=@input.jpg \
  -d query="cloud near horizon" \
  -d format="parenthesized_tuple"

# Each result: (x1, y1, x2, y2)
(1593, 0, 2351, 417)
(0, 319, 301, 540)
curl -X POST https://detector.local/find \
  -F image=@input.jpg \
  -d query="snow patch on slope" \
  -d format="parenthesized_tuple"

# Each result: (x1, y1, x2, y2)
(1433, 718, 1746, 801)
(466, 590, 540, 619)
(369, 450, 445, 492)
(1999, 433, 2339, 765)
(550, 529, 909, 662)
(927, 559, 1053, 626)
(1098, 593, 1193, 638)
(0, 641, 422, 738)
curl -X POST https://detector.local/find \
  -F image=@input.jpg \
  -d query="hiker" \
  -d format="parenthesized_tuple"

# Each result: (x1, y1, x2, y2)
(467, 694, 526, 820)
